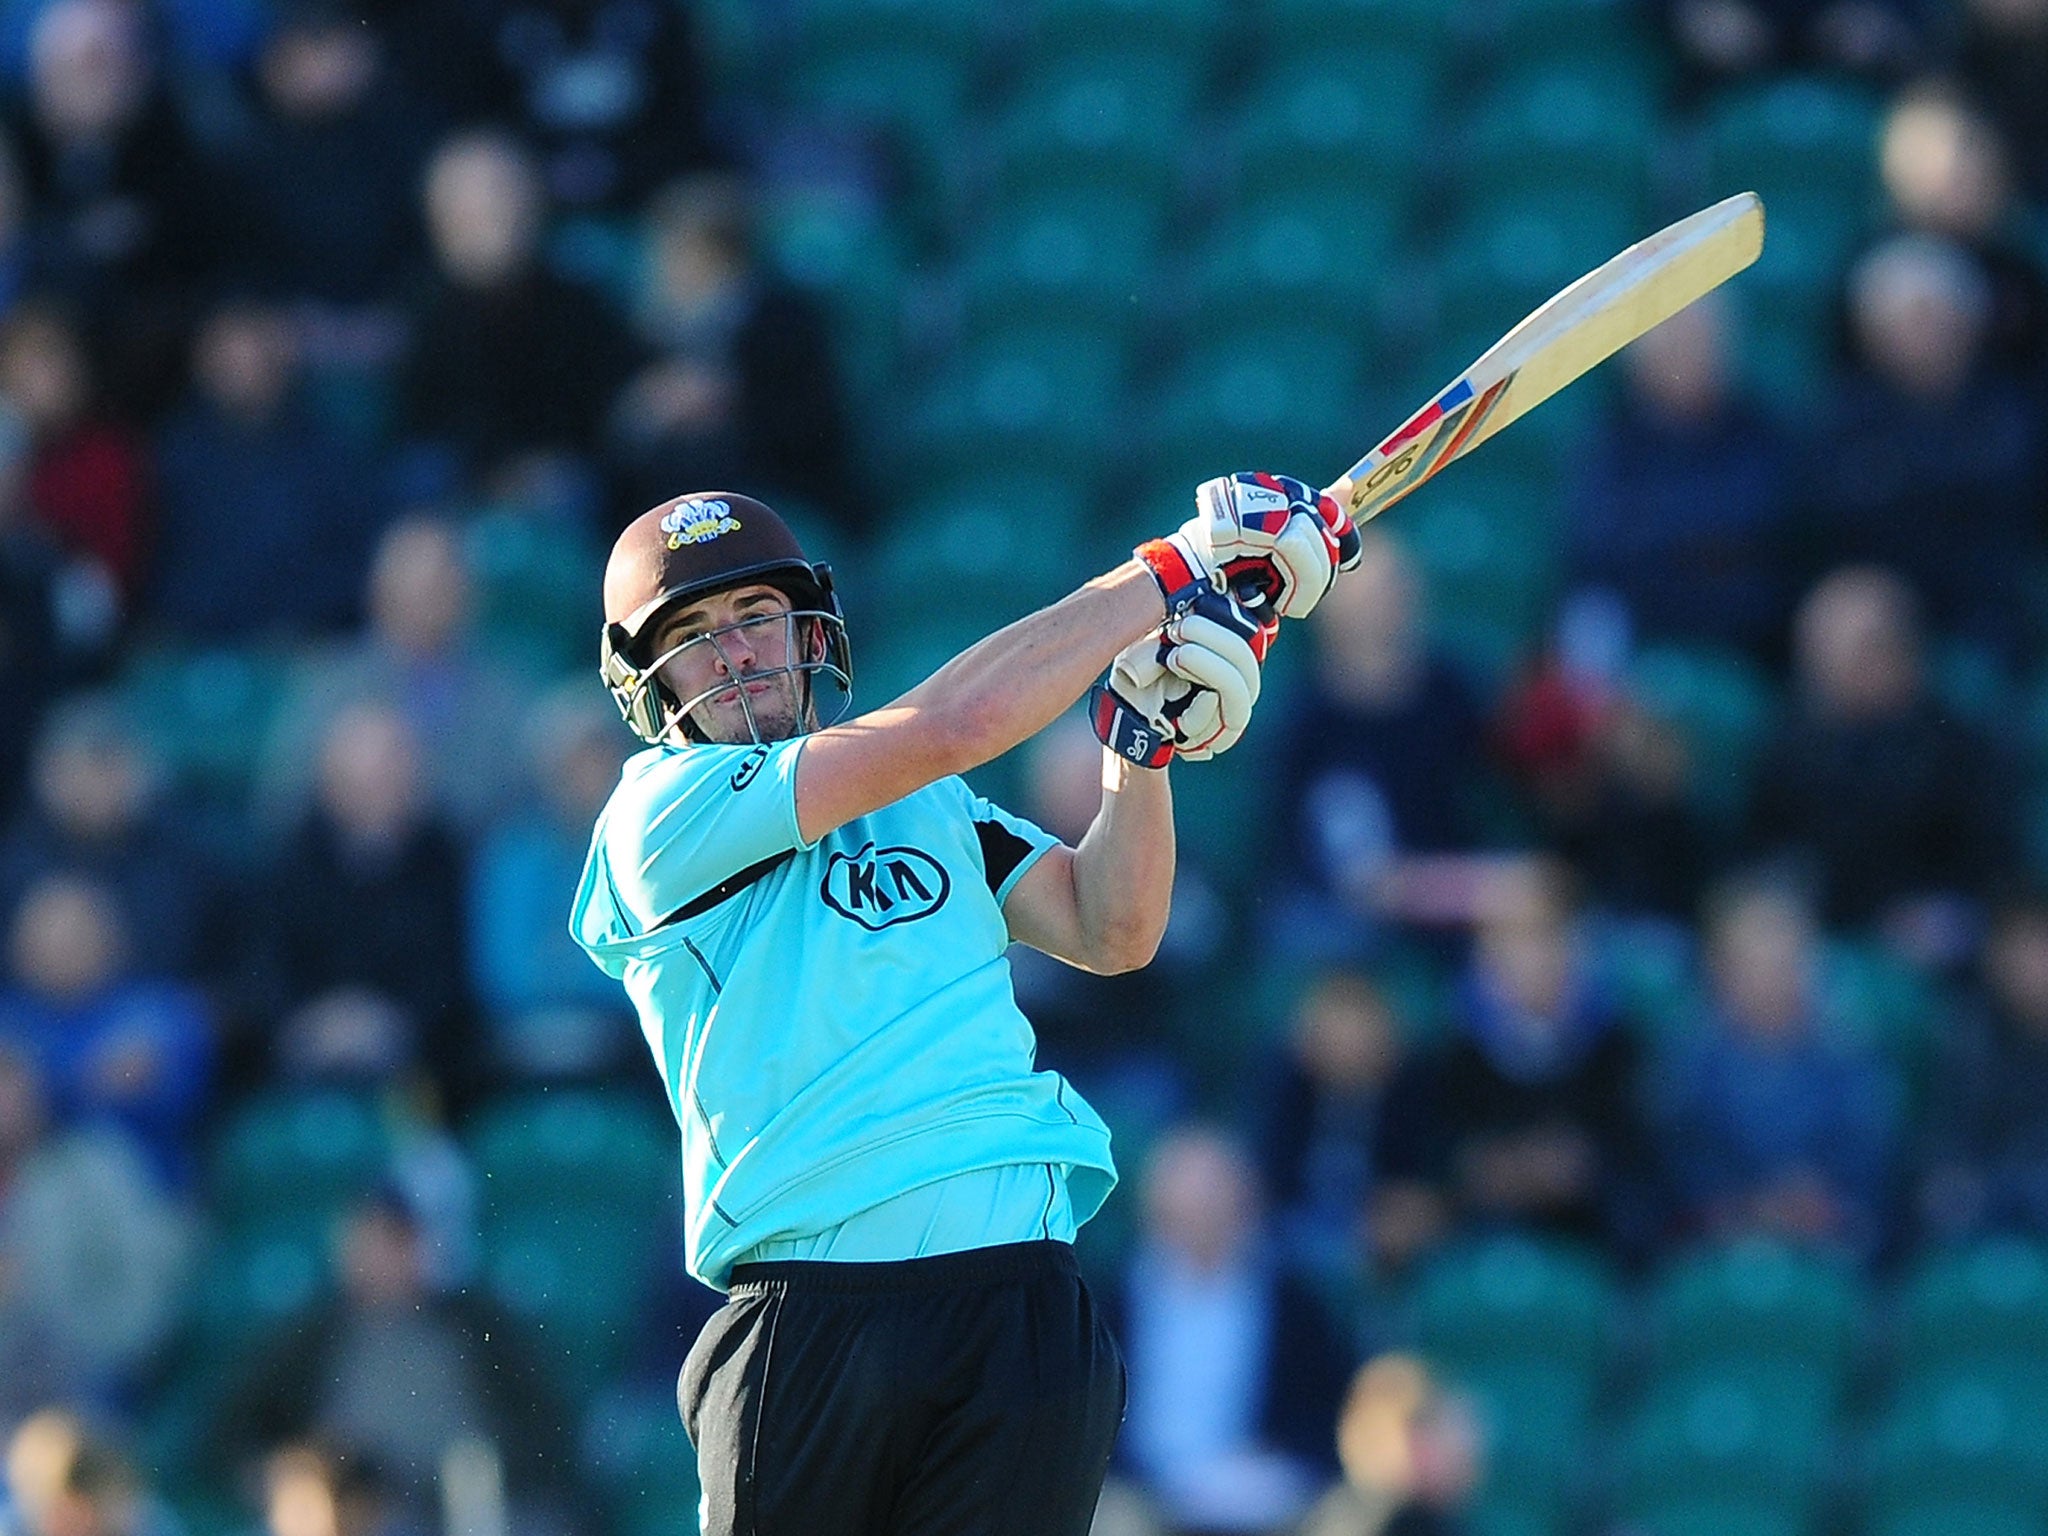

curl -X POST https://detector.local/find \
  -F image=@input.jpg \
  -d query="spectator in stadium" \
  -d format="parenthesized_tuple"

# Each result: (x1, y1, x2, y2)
(1422, 858, 1651, 1255)
(1917, 891, 2048, 1241)
(257, 1444, 399, 1536)
(1266, 532, 1491, 960)
(0, 405, 114, 821)
(208, 1190, 570, 1527)
(1106, 1125, 1353, 1536)
(1651, 0, 1926, 89)
(1800, 234, 2043, 664)
(0, 872, 211, 1190)
(2, 1412, 177, 1536)
(253, 702, 474, 1117)
(1876, 83, 2046, 377)
(1746, 565, 2013, 935)
(0, 303, 149, 605)
(215, 0, 436, 307)
(0, 1046, 192, 1423)
(10, 0, 214, 408)
(398, 128, 639, 490)
(1648, 875, 1901, 1259)
(1493, 627, 1717, 924)
(1299, 1354, 1484, 1536)
(1252, 969, 1446, 1287)
(1957, 0, 2048, 204)
(148, 299, 384, 641)
(0, 693, 219, 979)
(462, 0, 721, 215)
(466, 683, 638, 1079)
(607, 174, 858, 533)
(1563, 293, 1796, 656)
(258, 515, 530, 836)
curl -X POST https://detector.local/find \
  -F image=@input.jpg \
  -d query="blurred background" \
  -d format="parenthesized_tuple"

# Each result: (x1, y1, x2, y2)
(0, 0, 2043, 1535)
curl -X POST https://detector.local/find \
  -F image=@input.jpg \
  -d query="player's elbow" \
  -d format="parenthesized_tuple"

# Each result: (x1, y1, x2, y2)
(1088, 918, 1165, 975)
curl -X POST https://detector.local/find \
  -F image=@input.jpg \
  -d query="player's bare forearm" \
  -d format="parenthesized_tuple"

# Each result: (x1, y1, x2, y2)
(794, 562, 1166, 842)
(909, 561, 1167, 764)
(1002, 748, 1174, 974)
(1069, 747, 1175, 971)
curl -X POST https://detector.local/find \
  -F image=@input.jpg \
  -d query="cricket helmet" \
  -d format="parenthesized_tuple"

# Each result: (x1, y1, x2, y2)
(600, 492, 852, 746)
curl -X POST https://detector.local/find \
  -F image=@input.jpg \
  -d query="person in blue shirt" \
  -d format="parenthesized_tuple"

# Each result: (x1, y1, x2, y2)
(571, 482, 1355, 1535)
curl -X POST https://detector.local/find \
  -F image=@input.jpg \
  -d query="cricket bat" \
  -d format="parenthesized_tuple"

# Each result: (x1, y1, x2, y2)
(1326, 191, 1766, 524)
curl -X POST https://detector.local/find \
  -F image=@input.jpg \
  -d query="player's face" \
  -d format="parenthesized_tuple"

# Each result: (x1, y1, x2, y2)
(653, 584, 810, 744)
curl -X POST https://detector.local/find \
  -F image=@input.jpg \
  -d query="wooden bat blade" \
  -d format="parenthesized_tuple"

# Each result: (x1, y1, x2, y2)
(1331, 191, 1766, 523)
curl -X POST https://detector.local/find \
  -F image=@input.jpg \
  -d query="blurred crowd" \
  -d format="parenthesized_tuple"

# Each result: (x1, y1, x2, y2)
(0, 1, 2043, 1535)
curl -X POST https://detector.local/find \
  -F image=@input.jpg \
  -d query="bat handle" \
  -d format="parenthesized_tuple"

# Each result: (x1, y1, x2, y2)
(1325, 477, 1363, 571)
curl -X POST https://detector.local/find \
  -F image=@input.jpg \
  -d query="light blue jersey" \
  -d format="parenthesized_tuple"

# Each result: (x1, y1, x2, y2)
(571, 739, 1117, 1291)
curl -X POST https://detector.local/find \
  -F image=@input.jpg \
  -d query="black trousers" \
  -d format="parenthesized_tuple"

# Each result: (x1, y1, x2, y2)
(679, 1241, 1126, 1536)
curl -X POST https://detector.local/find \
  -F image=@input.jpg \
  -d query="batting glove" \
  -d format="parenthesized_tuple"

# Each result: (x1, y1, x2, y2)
(1182, 472, 1362, 620)
(1091, 590, 1277, 766)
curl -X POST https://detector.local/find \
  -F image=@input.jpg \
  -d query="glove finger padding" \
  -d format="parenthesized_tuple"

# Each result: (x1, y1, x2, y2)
(1189, 472, 1342, 620)
(1159, 599, 1272, 760)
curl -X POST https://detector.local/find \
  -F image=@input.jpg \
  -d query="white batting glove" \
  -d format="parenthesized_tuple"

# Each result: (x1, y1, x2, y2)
(1181, 472, 1360, 620)
(1159, 589, 1277, 759)
(1091, 591, 1276, 766)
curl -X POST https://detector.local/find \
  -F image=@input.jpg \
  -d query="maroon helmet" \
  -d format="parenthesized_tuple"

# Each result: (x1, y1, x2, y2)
(600, 492, 851, 745)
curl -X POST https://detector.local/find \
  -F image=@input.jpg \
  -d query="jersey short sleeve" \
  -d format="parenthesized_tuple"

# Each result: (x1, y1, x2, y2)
(958, 784, 1060, 906)
(598, 740, 812, 933)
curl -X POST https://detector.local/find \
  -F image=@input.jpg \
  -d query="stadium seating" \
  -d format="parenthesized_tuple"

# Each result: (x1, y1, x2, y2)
(1862, 1365, 2048, 1517)
(1894, 1238, 2048, 1375)
(1647, 1238, 1865, 1388)
(1872, 1501, 2048, 1536)
(121, 644, 292, 809)
(982, 51, 1203, 210)
(1614, 1363, 1835, 1522)
(957, 187, 1167, 343)
(1409, 1234, 1617, 1375)
(207, 1088, 392, 1239)
(1625, 643, 1776, 827)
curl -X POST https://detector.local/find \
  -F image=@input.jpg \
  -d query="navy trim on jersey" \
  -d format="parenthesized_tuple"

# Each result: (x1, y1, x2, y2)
(974, 818, 1034, 897)
(659, 848, 796, 928)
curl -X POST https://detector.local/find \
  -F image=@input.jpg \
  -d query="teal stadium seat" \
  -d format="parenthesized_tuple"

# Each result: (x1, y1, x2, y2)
(1182, 190, 1407, 356)
(1456, 66, 1657, 212)
(1019, 0, 1230, 60)
(984, 51, 1202, 208)
(1397, 465, 1562, 664)
(1478, 0, 1665, 67)
(1872, 1502, 2047, 1536)
(480, 1210, 661, 1403)
(1409, 1234, 1617, 1375)
(1863, 1367, 2048, 1517)
(783, 0, 993, 202)
(1141, 337, 1362, 497)
(880, 471, 1091, 619)
(1619, 1503, 1811, 1536)
(1648, 1239, 1864, 1389)
(121, 645, 290, 806)
(464, 509, 601, 680)
(1250, 0, 1461, 58)
(1446, 1358, 1598, 1521)
(583, 1386, 704, 1536)
(958, 188, 1167, 343)
(208, 1089, 391, 1239)
(1895, 1239, 2048, 1377)
(893, 334, 1123, 500)
(1625, 643, 1775, 827)
(1227, 51, 1435, 217)
(1615, 1364, 1833, 1519)
(1704, 76, 1885, 233)
(759, 187, 909, 408)
(469, 1090, 676, 1231)
(1818, 937, 1936, 1076)
(184, 1229, 331, 1356)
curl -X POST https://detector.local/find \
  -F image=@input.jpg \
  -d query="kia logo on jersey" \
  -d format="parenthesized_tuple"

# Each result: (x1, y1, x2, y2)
(820, 844, 951, 930)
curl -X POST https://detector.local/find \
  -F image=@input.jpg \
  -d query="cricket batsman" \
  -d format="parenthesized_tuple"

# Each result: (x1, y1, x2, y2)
(571, 477, 1355, 1535)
